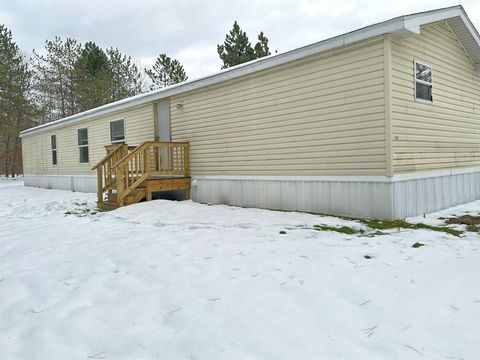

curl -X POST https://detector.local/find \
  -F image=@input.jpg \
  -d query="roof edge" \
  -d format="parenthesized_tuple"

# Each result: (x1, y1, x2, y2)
(20, 5, 477, 138)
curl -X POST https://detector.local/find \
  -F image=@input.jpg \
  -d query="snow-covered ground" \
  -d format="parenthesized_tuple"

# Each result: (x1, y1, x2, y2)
(0, 179, 479, 360)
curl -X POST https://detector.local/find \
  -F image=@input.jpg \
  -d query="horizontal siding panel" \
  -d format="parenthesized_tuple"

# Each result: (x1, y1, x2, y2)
(391, 22, 480, 173)
(177, 42, 385, 105)
(173, 99, 385, 134)
(171, 39, 386, 176)
(178, 64, 384, 113)
(391, 106, 478, 127)
(192, 145, 386, 158)
(176, 117, 385, 143)
(21, 104, 154, 176)
(394, 161, 480, 173)
(188, 162, 387, 171)
(173, 80, 384, 124)
(188, 169, 388, 176)
(393, 119, 479, 138)
(189, 135, 385, 154)
(391, 132, 478, 144)
(174, 107, 385, 136)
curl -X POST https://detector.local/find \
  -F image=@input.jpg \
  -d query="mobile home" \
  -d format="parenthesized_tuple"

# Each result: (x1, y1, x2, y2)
(19, 6, 480, 219)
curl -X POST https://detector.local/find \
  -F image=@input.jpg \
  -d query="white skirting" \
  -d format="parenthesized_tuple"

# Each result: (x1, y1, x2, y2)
(24, 167, 480, 219)
(191, 168, 480, 219)
(24, 174, 97, 193)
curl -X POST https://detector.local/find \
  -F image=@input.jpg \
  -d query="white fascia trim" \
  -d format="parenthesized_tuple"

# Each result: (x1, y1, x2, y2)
(192, 166, 480, 183)
(403, 7, 465, 34)
(458, 12, 480, 49)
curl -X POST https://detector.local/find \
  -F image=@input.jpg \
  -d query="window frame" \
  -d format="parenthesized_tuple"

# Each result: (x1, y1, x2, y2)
(414, 59, 433, 103)
(110, 119, 125, 144)
(77, 127, 90, 164)
(51, 134, 57, 166)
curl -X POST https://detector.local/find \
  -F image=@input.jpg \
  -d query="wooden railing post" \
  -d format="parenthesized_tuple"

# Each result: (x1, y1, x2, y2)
(116, 164, 125, 207)
(97, 167, 103, 205)
(144, 145, 150, 175)
(185, 143, 190, 176)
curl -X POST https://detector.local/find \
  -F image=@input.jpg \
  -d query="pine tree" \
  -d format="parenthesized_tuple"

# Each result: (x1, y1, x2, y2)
(254, 32, 270, 58)
(32, 37, 81, 123)
(0, 25, 35, 175)
(74, 41, 112, 111)
(217, 22, 271, 69)
(217, 21, 255, 69)
(145, 54, 188, 90)
(106, 47, 145, 101)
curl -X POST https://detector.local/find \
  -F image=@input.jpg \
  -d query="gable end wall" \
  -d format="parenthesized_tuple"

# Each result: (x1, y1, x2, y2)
(391, 21, 480, 173)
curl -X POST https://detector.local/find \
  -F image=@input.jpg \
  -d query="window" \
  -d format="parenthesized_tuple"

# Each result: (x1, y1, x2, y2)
(110, 119, 125, 143)
(51, 135, 57, 165)
(414, 60, 432, 102)
(78, 128, 89, 163)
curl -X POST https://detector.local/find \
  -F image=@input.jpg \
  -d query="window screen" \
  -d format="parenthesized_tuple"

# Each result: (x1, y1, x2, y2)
(110, 119, 125, 143)
(414, 61, 432, 102)
(51, 135, 57, 165)
(78, 128, 89, 163)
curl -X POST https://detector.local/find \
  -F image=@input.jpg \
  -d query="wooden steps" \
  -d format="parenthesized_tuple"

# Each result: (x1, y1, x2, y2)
(94, 141, 190, 211)
(97, 176, 191, 210)
(100, 200, 119, 211)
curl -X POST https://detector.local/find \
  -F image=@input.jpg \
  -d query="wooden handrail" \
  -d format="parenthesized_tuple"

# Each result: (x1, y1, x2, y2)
(115, 141, 189, 206)
(91, 143, 124, 170)
(111, 141, 150, 169)
(111, 141, 190, 169)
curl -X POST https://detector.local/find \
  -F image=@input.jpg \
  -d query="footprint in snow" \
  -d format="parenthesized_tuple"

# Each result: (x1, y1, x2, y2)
(299, 255, 309, 259)
(208, 297, 222, 302)
(251, 273, 260, 278)
(166, 307, 181, 316)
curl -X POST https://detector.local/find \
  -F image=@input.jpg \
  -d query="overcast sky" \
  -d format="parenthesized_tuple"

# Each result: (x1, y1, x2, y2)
(1, 0, 479, 79)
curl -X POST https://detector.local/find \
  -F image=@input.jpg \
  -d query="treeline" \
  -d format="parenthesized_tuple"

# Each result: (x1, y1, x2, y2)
(31, 38, 191, 124)
(0, 21, 270, 176)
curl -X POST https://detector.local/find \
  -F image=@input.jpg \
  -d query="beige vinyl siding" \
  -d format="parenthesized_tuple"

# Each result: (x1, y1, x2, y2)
(170, 38, 386, 176)
(22, 103, 154, 175)
(391, 22, 480, 173)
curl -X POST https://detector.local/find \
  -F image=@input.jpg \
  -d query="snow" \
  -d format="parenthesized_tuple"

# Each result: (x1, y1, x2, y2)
(1, 179, 479, 360)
